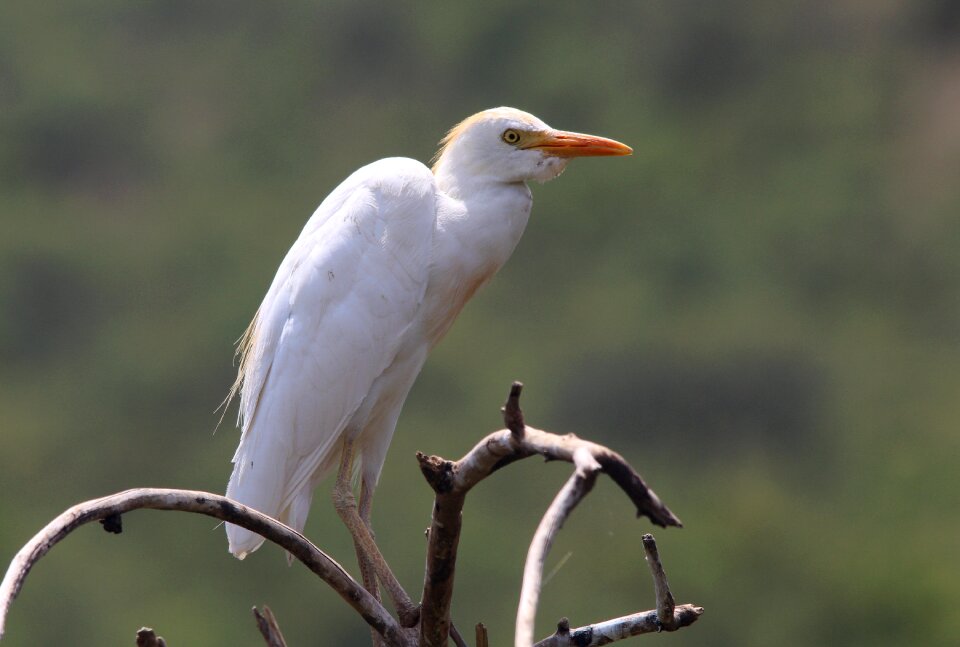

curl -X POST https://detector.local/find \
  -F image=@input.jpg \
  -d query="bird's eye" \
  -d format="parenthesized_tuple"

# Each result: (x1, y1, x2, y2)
(502, 129, 521, 145)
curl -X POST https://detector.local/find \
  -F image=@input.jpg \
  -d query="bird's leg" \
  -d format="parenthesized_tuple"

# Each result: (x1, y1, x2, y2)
(357, 476, 381, 603)
(357, 476, 385, 647)
(333, 438, 419, 628)
(332, 441, 384, 647)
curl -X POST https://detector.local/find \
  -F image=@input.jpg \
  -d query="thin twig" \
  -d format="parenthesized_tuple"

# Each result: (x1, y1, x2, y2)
(515, 448, 600, 647)
(641, 534, 675, 628)
(476, 623, 489, 647)
(449, 622, 469, 647)
(253, 606, 288, 647)
(0, 488, 409, 647)
(542, 551, 573, 587)
(531, 534, 702, 646)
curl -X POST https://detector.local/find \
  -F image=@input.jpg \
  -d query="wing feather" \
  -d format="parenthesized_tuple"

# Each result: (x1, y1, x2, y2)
(225, 157, 437, 557)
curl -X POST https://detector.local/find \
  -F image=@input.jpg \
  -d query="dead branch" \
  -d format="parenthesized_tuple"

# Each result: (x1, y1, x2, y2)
(0, 489, 408, 647)
(253, 606, 288, 647)
(417, 382, 683, 647)
(642, 534, 675, 628)
(476, 623, 489, 647)
(515, 447, 601, 647)
(1, 382, 699, 647)
(531, 534, 702, 646)
(532, 605, 703, 647)
(502, 381, 526, 438)
(421, 383, 681, 528)
(416, 466, 464, 647)
(449, 623, 468, 647)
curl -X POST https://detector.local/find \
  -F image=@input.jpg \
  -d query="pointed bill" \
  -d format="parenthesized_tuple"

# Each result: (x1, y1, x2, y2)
(524, 130, 633, 157)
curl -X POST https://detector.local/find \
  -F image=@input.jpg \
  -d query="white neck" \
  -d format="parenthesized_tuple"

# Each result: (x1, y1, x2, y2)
(419, 166, 533, 345)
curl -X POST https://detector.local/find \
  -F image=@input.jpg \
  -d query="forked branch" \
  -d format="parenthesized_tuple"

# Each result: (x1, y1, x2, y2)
(515, 447, 601, 646)
(531, 534, 702, 646)
(417, 382, 685, 647)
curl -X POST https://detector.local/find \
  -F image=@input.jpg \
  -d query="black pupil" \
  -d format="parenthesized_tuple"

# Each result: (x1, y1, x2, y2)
(507, 131, 517, 141)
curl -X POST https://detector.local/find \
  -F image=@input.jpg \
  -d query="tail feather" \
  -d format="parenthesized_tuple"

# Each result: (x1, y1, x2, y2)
(225, 482, 317, 559)
(225, 427, 289, 558)
(225, 425, 337, 559)
(225, 475, 275, 559)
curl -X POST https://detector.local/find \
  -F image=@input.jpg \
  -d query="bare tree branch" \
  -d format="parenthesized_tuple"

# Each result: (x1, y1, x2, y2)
(515, 447, 600, 647)
(0, 489, 409, 647)
(531, 534, 702, 646)
(449, 623, 468, 647)
(450, 425, 681, 528)
(1, 384, 698, 647)
(641, 534, 675, 628)
(476, 623, 489, 647)
(253, 606, 288, 647)
(417, 384, 682, 647)
(417, 457, 464, 647)
(531, 605, 703, 647)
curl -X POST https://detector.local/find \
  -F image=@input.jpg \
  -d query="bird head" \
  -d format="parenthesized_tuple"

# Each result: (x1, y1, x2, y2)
(432, 107, 632, 185)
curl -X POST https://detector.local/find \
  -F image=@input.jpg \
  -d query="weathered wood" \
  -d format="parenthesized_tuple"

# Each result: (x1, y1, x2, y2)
(418, 384, 682, 647)
(253, 606, 288, 647)
(0, 489, 409, 647)
(532, 605, 703, 647)
(516, 448, 600, 647)
(1, 383, 698, 647)
(531, 534, 702, 646)
(642, 534, 676, 628)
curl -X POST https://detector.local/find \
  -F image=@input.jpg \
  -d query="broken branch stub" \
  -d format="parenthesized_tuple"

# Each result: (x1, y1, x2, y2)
(253, 606, 288, 647)
(503, 381, 527, 439)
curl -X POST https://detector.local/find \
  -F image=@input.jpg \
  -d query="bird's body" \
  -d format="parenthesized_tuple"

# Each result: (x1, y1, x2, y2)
(225, 108, 630, 558)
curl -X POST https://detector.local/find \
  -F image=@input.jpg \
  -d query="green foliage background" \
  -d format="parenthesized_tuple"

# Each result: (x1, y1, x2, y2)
(2, 2, 959, 645)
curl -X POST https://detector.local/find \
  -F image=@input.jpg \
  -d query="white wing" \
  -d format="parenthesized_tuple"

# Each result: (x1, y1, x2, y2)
(226, 157, 437, 557)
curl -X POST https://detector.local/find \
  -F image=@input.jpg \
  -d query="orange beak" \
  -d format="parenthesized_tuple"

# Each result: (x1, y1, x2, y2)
(524, 129, 633, 157)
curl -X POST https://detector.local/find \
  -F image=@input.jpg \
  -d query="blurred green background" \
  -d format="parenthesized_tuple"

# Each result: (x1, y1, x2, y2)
(2, 2, 959, 645)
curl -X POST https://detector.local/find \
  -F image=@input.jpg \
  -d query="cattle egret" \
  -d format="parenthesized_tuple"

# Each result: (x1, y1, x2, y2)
(224, 108, 631, 565)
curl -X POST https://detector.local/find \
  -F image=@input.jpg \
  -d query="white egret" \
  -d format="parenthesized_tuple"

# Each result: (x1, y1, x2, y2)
(224, 108, 631, 570)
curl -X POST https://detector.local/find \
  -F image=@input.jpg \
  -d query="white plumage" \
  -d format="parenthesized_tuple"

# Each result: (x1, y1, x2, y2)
(225, 108, 631, 558)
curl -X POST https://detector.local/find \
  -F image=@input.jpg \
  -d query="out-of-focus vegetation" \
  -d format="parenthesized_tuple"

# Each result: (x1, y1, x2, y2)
(2, 2, 958, 645)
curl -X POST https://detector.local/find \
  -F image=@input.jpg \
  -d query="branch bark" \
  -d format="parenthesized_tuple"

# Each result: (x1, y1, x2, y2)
(475, 623, 489, 647)
(417, 383, 682, 647)
(531, 534, 702, 646)
(253, 606, 288, 647)
(515, 447, 600, 647)
(0, 489, 409, 647)
(531, 605, 703, 647)
(642, 534, 675, 628)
